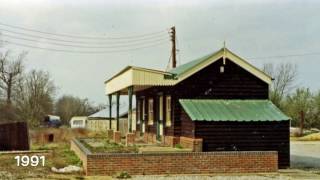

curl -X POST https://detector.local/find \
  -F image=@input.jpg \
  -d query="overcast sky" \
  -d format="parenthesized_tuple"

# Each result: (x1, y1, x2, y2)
(0, 0, 319, 105)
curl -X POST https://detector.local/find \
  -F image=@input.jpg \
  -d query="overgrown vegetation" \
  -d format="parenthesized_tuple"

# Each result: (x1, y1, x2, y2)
(79, 138, 139, 153)
(116, 171, 131, 179)
(175, 144, 183, 149)
(0, 142, 83, 179)
(32, 143, 82, 168)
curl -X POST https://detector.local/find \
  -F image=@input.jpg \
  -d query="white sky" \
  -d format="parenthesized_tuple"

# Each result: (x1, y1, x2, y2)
(0, 0, 319, 104)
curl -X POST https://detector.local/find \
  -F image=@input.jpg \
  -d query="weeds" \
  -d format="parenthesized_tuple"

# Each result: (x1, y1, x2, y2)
(116, 171, 131, 179)
(79, 138, 138, 153)
(175, 144, 183, 149)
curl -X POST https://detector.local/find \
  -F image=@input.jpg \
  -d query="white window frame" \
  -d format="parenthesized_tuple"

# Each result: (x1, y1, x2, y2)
(159, 95, 163, 121)
(166, 96, 172, 127)
(142, 98, 145, 121)
(137, 100, 141, 124)
(148, 98, 154, 125)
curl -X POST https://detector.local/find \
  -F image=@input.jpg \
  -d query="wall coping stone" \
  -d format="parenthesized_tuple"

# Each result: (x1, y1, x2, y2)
(72, 138, 92, 155)
(73, 138, 277, 157)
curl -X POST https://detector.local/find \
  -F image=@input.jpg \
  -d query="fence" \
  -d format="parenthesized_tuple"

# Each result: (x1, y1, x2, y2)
(0, 122, 29, 151)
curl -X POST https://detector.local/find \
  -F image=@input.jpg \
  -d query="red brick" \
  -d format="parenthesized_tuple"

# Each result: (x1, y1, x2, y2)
(126, 133, 135, 146)
(71, 139, 278, 176)
(113, 131, 121, 143)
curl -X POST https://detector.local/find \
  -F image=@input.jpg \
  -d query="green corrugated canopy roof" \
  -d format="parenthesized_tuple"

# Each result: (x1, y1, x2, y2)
(179, 99, 290, 122)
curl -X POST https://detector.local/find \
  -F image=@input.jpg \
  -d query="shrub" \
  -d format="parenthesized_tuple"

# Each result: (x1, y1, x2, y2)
(175, 144, 183, 149)
(116, 171, 131, 179)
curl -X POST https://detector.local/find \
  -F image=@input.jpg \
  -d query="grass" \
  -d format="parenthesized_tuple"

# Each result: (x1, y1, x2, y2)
(0, 128, 114, 179)
(32, 142, 82, 168)
(79, 138, 139, 153)
(297, 133, 320, 141)
(0, 142, 83, 179)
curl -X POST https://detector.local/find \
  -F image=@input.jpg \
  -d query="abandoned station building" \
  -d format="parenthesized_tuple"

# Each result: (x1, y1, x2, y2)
(105, 47, 290, 168)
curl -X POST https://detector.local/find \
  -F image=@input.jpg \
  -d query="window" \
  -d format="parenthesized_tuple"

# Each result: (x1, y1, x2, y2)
(148, 98, 154, 125)
(159, 95, 163, 120)
(166, 96, 171, 126)
(137, 100, 141, 124)
(220, 66, 224, 73)
(73, 120, 82, 126)
(142, 98, 145, 121)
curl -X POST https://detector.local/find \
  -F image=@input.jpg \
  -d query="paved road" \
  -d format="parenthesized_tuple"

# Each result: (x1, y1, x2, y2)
(291, 141, 320, 168)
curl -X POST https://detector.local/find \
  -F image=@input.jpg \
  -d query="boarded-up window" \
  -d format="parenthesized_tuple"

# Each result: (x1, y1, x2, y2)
(148, 98, 154, 125)
(166, 96, 171, 126)
(159, 95, 163, 120)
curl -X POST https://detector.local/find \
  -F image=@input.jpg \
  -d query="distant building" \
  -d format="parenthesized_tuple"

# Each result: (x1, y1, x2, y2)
(70, 116, 87, 128)
(87, 107, 136, 135)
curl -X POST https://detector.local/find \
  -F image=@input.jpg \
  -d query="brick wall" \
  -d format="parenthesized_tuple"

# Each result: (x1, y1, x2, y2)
(71, 139, 278, 176)
(70, 139, 89, 172)
(163, 135, 180, 147)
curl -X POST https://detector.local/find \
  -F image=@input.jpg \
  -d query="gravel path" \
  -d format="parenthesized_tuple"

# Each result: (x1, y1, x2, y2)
(132, 175, 289, 180)
(291, 141, 320, 168)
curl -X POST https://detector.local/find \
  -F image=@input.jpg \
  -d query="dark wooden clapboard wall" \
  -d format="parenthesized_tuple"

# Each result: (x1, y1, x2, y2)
(135, 56, 290, 169)
(194, 120, 290, 168)
(172, 58, 269, 137)
(137, 58, 269, 136)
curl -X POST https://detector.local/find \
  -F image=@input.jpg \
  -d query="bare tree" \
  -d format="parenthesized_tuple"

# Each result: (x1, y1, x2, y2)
(55, 95, 103, 124)
(15, 70, 56, 127)
(263, 63, 298, 107)
(0, 51, 27, 105)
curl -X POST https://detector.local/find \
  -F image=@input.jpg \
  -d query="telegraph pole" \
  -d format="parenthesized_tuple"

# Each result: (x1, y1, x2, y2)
(170, 26, 177, 68)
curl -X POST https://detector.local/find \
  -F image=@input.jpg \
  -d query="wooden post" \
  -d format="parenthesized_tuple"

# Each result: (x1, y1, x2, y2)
(116, 92, 120, 131)
(128, 86, 133, 133)
(108, 94, 112, 130)
(300, 110, 304, 137)
(141, 97, 145, 136)
(136, 96, 139, 136)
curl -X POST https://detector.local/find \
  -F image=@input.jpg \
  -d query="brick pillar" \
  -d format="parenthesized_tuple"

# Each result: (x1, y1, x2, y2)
(113, 131, 121, 144)
(133, 130, 139, 138)
(193, 139, 203, 152)
(126, 133, 135, 146)
(107, 129, 114, 139)
(143, 132, 148, 143)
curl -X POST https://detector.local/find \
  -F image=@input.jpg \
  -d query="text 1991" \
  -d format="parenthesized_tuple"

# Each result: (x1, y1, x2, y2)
(14, 155, 45, 167)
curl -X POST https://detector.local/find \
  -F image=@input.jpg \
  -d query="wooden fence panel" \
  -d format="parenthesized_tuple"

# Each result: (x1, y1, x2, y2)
(0, 122, 29, 151)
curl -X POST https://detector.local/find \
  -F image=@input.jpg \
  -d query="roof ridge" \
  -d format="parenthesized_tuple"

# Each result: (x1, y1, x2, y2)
(169, 48, 222, 75)
(179, 99, 270, 101)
